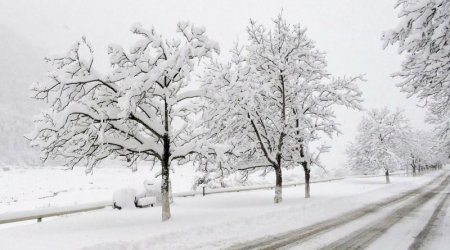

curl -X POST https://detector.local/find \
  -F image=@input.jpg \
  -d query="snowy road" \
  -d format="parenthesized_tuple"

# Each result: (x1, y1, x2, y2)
(229, 172, 450, 250)
(408, 192, 450, 250)
(321, 173, 450, 250)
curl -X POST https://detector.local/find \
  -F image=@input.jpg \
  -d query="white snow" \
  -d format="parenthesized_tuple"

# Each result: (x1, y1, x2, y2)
(366, 191, 444, 250)
(424, 197, 450, 250)
(0, 1, 448, 249)
(136, 197, 156, 207)
(0, 171, 443, 250)
(112, 188, 137, 209)
(288, 172, 449, 249)
(0, 166, 196, 214)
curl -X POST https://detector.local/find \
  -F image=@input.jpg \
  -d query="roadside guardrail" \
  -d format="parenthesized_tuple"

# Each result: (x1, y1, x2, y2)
(0, 172, 406, 225)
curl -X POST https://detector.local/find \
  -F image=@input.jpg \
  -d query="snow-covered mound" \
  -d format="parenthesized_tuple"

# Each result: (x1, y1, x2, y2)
(112, 188, 137, 209)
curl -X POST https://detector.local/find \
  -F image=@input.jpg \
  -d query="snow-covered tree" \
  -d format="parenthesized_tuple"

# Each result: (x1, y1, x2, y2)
(407, 130, 448, 175)
(202, 14, 362, 202)
(346, 108, 411, 183)
(28, 23, 219, 221)
(407, 131, 432, 175)
(382, 0, 450, 153)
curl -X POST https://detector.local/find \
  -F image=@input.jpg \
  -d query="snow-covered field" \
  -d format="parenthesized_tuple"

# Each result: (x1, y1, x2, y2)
(0, 163, 334, 215)
(0, 170, 443, 250)
(0, 166, 197, 213)
(0, 165, 314, 214)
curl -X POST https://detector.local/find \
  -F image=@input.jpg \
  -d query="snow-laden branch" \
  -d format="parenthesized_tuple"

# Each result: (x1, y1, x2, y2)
(383, 0, 450, 146)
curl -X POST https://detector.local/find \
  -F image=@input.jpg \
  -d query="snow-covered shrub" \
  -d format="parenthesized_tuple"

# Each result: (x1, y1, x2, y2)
(136, 179, 172, 205)
(136, 197, 157, 208)
(113, 188, 137, 209)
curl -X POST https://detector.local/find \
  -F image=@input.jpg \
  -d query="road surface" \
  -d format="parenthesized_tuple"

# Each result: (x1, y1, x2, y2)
(228, 172, 450, 250)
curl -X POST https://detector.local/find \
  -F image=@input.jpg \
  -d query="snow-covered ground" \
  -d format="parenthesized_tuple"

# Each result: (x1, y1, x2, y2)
(0, 166, 196, 213)
(0, 165, 323, 214)
(0, 170, 443, 250)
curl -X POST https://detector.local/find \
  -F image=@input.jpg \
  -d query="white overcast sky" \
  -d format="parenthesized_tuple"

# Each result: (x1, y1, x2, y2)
(0, 0, 431, 169)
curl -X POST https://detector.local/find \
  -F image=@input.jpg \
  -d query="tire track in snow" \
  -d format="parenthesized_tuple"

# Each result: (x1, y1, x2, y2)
(226, 172, 447, 250)
(320, 174, 450, 250)
(408, 191, 450, 249)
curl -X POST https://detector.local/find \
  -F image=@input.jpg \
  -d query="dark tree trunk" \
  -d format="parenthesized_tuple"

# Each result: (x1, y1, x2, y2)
(304, 164, 311, 198)
(412, 165, 416, 176)
(299, 143, 310, 198)
(161, 134, 171, 221)
(161, 97, 171, 221)
(385, 169, 390, 184)
(274, 154, 283, 203)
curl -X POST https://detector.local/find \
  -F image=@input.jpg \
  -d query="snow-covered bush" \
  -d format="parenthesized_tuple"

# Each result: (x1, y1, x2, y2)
(113, 188, 137, 209)
(137, 179, 173, 205)
(136, 197, 157, 208)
